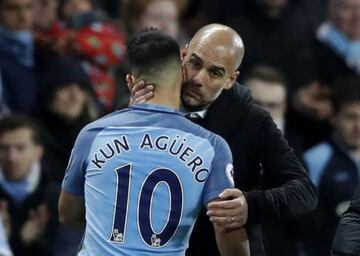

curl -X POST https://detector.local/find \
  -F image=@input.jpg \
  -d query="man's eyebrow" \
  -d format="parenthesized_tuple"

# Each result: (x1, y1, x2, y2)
(190, 53, 203, 63)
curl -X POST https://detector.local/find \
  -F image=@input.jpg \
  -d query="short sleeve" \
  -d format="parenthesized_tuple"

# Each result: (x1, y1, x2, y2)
(61, 127, 98, 196)
(202, 136, 234, 206)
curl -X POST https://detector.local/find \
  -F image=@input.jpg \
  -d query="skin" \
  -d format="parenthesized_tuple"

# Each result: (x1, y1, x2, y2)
(33, 0, 58, 30)
(246, 78, 287, 121)
(330, 0, 360, 40)
(0, 0, 34, 31)
(50, 83, 87, 120)
(0, 128, 43, 181)
(331, 102, 360, 157)
(128, 24, 249, 229)
(137, 0, 179, 39)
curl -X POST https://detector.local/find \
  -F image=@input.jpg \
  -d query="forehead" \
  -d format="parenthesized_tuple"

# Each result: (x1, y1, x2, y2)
(0, 128, 33, 144)
(248, 80, 286, 101)
(146, 0, 177, 13)
(187, 39, 237, 72)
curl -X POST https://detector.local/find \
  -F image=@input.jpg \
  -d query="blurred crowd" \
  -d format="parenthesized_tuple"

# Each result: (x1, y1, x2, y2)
(0, 0, 359, 255)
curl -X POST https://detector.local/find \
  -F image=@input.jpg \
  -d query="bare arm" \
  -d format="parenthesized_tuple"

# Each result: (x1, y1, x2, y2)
(58, 191, 85, 232)
(214, 225, 250, 256)
(207, 194, 250, 256)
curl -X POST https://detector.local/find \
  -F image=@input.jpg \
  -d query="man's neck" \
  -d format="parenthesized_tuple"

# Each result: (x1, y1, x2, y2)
(147, 89, 181, 110)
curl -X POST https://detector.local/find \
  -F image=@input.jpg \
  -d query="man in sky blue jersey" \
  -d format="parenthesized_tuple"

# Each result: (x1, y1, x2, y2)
(58, 29, 249, 256)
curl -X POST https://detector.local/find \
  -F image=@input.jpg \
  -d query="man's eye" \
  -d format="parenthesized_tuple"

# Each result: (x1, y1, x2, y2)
(188, 60, 201, 68)
(210, 71, 221, 78)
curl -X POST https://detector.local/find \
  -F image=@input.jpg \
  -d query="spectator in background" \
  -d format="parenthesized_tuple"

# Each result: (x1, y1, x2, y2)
(34, 0, 127, 115)
(244, 65, 305, 256)
(292, 0, 360, 148)
(0, 115, 55, 256)
(38, 55, 97, 184)
(122, 0, 189, 46)
(0, 0, 41, 114)
(244, 65, 287, 132)
(315, 0, 360, 84)
(332, 180, 360, 256)
(303, 75, 360, 256)
(60, 0, 127, 115)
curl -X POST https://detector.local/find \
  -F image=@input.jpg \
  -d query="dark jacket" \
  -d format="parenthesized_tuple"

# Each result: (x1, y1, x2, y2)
(332, 181, 360, 256)
(0, 171, 55, 256)
(186, 82, 317, 256)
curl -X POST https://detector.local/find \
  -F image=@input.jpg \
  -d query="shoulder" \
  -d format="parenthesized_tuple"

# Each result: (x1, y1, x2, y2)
(304, 141, 333, 163)
(303, 141, 333, 186)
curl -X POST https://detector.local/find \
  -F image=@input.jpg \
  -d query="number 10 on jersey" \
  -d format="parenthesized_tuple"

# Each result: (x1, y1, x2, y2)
(109, 164, 184, 248)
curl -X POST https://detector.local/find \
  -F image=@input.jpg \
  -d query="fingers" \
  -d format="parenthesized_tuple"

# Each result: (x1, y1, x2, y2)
(210, 216, 244, 229)
(207, 199, 241, 211)
(127, 76, 155, 106)
(132, 86, 154, 104)
(218, 188, 242, 200)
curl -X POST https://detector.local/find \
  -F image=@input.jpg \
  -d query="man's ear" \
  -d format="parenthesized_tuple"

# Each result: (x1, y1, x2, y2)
(224, 71, 240, 90)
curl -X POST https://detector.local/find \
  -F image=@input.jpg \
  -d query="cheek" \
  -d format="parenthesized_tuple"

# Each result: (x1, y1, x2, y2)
(206, 83, 225, 100)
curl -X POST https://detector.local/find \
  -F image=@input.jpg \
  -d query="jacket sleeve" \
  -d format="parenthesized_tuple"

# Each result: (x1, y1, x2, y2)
(332, 183, 360, 256)
(244, 106, 318, 224)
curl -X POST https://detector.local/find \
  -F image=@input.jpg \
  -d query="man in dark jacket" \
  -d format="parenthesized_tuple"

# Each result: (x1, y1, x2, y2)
(332, 181, 360, 256)
(128, 24, 317, 256)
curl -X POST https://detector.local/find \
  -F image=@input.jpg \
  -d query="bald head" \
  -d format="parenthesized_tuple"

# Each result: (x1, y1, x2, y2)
(189, 24, 244, 71)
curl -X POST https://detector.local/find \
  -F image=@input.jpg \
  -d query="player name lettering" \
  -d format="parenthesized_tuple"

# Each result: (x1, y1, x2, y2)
(91, 135, 130, 169)
(139, 133, 209, 182)
(91, 133, 209, 182)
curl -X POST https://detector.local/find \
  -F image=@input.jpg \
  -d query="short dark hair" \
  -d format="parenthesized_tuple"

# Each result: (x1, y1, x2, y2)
(244, 65, 287, 89)
(0, 114, 41, 144)
(127, 29, 181, 77)
(331, 75, 360, 112)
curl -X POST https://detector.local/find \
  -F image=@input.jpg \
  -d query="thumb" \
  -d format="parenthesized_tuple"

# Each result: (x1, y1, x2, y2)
(218, 188, 242, 200)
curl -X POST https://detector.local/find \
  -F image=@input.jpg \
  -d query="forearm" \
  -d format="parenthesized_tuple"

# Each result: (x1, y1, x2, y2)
(245, 177, 317, 224)
(214, 225, 250, 256)
(58, 191, 85, 232)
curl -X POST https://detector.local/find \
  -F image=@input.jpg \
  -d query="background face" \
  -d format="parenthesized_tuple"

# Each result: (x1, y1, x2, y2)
(0, 128, 42, 180)
(247, 79, 287, 121)
(50, 83, 87, 120)
(0, 0, 34, 31)
(330, 0, 360, 40)
(137, 0, 179, 38)
(33, 0, 58, 30)
(333, 102, 360, 148)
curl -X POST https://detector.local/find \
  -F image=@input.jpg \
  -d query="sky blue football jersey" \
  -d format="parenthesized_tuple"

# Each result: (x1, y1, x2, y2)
(62, 104, 234, 256)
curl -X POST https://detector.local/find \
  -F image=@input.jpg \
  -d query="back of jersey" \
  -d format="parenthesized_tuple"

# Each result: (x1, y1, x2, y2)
(63, 104, 233, 256)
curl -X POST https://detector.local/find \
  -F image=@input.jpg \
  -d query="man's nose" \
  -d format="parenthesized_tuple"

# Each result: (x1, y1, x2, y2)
(193, 69, 207, 87)
(7, 148, 19, 162)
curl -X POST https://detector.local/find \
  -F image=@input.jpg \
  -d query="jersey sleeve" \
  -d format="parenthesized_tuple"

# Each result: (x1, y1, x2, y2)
(61, 127, 97, 196)
(202, 135, 234, 207)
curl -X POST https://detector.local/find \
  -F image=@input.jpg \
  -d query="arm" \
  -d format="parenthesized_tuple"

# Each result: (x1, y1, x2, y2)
(332, 183, 360, 256)
(207, 197, 250, 256)
(245, 106, 318, 224)
(58, 191, 85, 232)
(214, 225, 249, 256)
